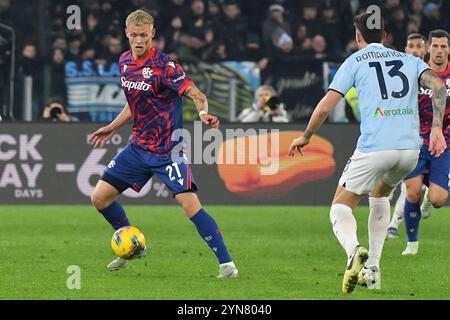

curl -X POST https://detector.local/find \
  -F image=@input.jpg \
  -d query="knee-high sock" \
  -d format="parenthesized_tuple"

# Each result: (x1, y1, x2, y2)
(403, 199, 421, 242)
(98, 201, 130, 230)
(367, 197, 390, 268)
(191, 209, 232, 264)
(330, 204, 359, 258)
(389, 183, 406, 229)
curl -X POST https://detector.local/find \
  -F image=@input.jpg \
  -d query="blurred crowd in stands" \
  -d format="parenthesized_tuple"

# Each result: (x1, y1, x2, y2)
(0, 0, 449, 121)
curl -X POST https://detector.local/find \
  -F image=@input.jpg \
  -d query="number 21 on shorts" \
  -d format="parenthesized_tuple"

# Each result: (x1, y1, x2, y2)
(166, 163, 182, 181)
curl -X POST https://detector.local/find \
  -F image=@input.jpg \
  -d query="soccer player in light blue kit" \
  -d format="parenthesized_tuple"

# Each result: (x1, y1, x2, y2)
(289, 12, 447, 294)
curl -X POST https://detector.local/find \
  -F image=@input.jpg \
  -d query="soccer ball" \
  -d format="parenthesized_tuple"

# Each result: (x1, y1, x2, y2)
(111, 226, 146, 259)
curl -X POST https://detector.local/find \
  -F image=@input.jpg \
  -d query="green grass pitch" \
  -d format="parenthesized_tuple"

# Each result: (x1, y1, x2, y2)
(0, 205, 449, 300)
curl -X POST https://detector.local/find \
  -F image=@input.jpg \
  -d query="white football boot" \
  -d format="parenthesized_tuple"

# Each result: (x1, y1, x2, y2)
(342, 245, 369, 294)
(218, 262, 239, 278)
(402, 241, 419, 255)
(358, 266, 381, 290)
(107, 246, 147, 271)
(107, 257, 128, 271)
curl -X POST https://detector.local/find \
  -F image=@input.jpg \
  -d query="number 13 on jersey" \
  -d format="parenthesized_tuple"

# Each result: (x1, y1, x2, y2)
(369, 60, 410, 99)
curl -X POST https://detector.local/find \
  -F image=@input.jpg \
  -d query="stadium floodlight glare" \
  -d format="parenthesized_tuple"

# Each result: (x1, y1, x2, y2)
(0, 22, 15, 120)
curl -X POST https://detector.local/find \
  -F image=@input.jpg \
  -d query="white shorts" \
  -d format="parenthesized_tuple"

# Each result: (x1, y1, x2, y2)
(338, 149, 420, 195)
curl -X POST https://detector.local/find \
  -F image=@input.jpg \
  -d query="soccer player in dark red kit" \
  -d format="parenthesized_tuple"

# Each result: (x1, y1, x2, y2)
(89, 10, 238, 278)
(401, 29, 450, 256)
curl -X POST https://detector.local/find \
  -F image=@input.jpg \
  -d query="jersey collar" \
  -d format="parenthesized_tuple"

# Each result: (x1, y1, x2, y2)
(429, 62, 450, 76)
(131, 47, 155, 66)
(367, 43, 384, 48)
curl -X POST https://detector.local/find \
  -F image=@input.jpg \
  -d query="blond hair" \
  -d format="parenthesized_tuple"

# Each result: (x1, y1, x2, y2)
(126, 10, 154, 27)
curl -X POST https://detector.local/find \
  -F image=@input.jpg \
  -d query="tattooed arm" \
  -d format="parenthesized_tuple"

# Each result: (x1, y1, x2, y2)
(419, 69, 446, 130)
(184, 83, 208, 114)
(183, 83, 220, 128)
(419, 69, 447, 156)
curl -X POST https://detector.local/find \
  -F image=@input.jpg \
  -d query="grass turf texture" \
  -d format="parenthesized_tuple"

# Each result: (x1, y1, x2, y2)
(0, 205, 449, 300)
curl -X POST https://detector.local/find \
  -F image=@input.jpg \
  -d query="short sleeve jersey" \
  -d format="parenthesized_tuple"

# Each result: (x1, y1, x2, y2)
(119, 48, 193, 155)
(329, 43, 430, 152)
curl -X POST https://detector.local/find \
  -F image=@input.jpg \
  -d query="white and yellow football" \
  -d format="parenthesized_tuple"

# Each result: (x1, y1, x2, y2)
(111, 226, 146, 259)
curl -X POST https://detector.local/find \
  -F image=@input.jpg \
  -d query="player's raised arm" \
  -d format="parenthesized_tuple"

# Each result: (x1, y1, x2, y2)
(419, 69, 447, 156)
(88, 102, 132, 148)
(183, 83, 220, 129)
(289, 90, 343, 156)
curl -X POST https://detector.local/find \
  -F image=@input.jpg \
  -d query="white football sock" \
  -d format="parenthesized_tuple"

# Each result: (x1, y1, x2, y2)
(367, 197, 390, 268)
(389, 183, 406, 229)
(330, 204, 359, 258)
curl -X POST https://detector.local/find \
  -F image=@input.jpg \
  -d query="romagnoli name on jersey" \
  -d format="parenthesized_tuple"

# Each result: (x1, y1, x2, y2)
(356, 50, 407, 62)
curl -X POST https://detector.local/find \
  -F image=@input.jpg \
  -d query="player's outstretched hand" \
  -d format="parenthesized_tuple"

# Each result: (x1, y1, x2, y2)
(289, 136, 310, 156)
(201, 114, 220, 129)
(88, 125, 117, 148)
(429, 127, 446, 157)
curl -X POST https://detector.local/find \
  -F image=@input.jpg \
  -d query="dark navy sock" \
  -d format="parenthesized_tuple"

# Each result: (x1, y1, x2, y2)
(403, 199, 421, 242)
(98, 201, 130, 230)
(191, 209, 232, 264)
